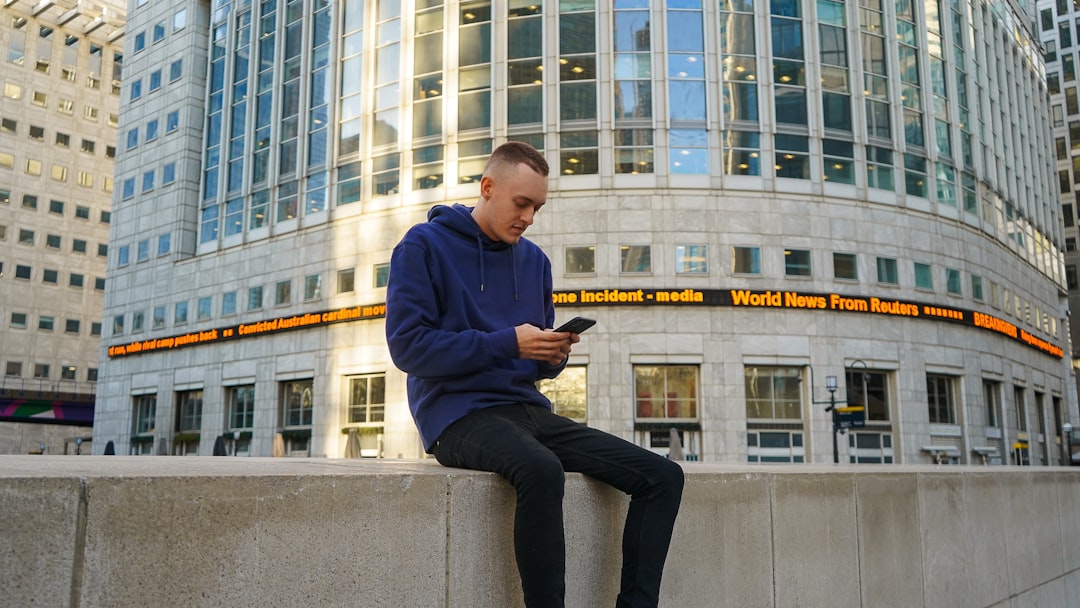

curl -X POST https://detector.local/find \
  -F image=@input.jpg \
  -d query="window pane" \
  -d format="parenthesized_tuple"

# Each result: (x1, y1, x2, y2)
(508, 85, 542, 124)
(560, 13, 595, 54)
(668, 81, 706, 121)
(845, 370, 889, 421)
(723, 83, 757, 122)
(914, 262, 933, 289)
(784, 249, 811, 276)
(733, 246, 761, 274)
(614, 12, 650, 52)
(614, 81, 652, 119)
(620, 245, 651, 273)
(833, 252, 857, 280)
(745, 366, 802, 419)
(876, 257, 898, 284)
(565, 246, 595, 273)
(676, 244, 708, 273)
(560, 82, 596, 121)
(634, 365, 698, 419)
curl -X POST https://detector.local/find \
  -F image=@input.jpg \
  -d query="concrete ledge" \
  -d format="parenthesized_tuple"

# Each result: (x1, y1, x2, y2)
(2, 457, 1079, 607)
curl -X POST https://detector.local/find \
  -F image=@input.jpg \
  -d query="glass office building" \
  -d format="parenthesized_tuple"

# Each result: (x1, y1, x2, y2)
(96, 0, 1073, 465)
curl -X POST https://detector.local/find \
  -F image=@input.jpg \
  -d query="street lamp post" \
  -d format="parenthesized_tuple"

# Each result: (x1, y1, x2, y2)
(809, 365, 865, 464)
(825, 376, 839, 463)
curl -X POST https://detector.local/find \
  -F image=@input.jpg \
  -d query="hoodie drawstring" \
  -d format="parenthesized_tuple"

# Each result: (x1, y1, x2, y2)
(476, 236, 485, 292)
(511, 247, 519, 301)
(475, 234, 519, 301)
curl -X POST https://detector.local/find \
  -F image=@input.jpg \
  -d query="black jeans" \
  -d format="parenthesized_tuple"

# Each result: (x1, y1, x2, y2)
(432, 403, 684, 608)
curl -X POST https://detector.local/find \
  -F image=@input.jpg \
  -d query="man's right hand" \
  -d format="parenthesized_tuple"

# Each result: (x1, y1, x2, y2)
(515, 323, 574, 366)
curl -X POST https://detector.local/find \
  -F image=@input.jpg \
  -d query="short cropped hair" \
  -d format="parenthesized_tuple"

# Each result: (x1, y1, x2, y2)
(484, 141, 549, 178)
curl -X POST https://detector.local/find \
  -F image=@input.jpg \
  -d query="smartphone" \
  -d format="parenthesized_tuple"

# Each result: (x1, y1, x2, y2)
(554, 317, 596, 334)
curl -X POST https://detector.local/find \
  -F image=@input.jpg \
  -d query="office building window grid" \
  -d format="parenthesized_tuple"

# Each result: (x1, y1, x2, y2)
(1, 6, 120, 400)
(178, 0, 1058, 291)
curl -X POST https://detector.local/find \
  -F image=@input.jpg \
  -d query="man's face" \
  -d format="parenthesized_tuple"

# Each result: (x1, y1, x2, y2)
(473, 163, 548, 245)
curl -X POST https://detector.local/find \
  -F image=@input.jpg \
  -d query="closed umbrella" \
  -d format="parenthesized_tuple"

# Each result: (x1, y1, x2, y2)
(344, 428, 362, 459)
(103, 440, 116, 455)
(212, 435, 228, 456)
(272, 432, 286, 457)
(668, 428, 684, 461)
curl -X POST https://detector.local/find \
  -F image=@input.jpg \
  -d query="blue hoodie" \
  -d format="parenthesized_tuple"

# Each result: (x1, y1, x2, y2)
(385, 204, 565, 451)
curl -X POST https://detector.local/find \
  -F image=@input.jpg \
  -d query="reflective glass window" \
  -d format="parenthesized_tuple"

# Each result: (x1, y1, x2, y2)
(784, 249, 812, 277)
(676, 244, 708, 274)
(565, 246, 595, 274)
(670, 129, 708, 174)
(620, 245, 651, 273)
(560, 131, 598, 175)
(614, 129, 653, 174)
(670, 80, 706, 122)
(774, 133, 809, 179)
(508, 2, 543, 127)
(733, 246, 761, 274)
(823, 139, 854, 184)
(722, 130, 760, 175)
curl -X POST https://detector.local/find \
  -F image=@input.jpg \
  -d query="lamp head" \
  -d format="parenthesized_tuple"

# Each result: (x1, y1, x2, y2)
(825, 375, 838, 391)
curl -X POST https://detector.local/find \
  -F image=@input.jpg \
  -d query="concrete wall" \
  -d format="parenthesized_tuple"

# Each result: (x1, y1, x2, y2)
(2, 457, 1078, 608)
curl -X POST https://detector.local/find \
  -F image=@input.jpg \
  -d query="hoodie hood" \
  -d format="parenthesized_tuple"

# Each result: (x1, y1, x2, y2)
(427, 203, 510, 249)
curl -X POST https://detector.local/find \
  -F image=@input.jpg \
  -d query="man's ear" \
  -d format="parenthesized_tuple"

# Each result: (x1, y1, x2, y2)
(479, 175, 495, 200)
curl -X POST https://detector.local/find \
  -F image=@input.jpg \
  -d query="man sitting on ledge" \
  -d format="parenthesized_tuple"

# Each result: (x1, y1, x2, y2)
(385, 141, 684, 608)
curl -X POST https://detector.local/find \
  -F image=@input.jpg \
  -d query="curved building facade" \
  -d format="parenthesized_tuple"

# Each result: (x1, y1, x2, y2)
(96, 0, 1074, 465)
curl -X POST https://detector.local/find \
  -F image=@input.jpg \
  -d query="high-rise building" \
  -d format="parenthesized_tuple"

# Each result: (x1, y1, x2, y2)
(1040, 0, 1080, 458)
(0, 0, 124, 454)
(96, 0, 1073, 465)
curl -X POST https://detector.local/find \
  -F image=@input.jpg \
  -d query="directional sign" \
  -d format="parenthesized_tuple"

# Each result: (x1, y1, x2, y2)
(835, 405, 866, 430)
